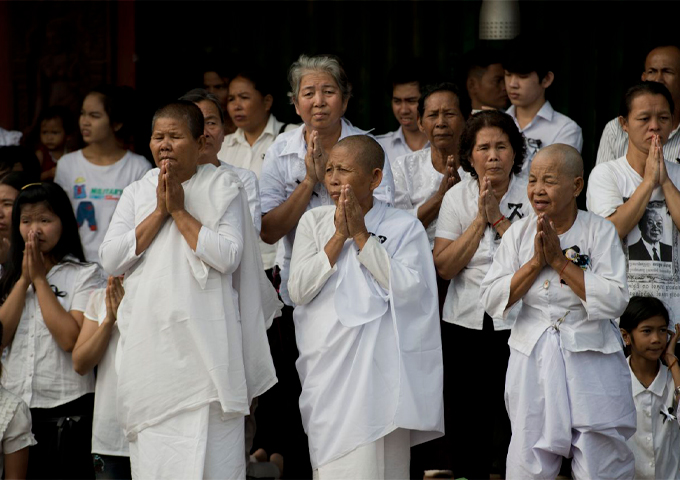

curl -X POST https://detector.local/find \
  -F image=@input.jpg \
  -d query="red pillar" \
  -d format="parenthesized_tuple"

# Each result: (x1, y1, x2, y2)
(117, 0, 136, 88)
(0, 1, 13, 129)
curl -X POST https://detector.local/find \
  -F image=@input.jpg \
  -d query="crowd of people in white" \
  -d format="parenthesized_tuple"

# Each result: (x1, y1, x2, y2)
(0, 34, 678, 480)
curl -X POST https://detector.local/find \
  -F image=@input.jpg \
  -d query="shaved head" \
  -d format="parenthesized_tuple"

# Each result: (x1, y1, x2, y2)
(533, 143, 583, 179)
(333, 135, 385, 174)
(151, 101, 204, 140)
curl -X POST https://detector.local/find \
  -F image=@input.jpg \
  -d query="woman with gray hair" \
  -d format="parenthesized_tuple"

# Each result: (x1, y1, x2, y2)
(258, 53, 395, 479)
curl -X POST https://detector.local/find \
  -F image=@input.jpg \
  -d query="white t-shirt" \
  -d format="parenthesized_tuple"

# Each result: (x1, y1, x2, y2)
(436, 175, 530, 330)
(587, 156, 680, 318)
(1, 259, 104, 408)
(55, 150, 151, 265)
(84, 288, 129, 457)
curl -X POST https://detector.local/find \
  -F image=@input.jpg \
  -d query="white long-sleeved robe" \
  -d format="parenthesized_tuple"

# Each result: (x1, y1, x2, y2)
(288, 200, 444, 470)
(99, 164, 279, 440)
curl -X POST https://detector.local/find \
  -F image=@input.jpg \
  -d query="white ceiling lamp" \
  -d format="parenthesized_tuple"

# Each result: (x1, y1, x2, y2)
(479, 0, 520, 40)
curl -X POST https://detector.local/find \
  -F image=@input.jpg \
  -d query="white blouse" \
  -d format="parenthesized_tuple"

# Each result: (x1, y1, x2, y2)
(2, 259, 104, 408)
(392, 147, 468, 248)
(435, 175, 530, 330)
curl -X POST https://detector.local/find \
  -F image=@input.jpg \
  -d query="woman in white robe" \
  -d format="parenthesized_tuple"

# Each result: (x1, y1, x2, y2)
(99, 101, 278, 479)
(480, 144, 636, 479)
(288, 135, 443, 479)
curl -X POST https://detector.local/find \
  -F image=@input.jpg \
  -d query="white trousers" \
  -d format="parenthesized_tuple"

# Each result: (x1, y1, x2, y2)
(313, 428, 411, 480)
(505, 328, 636, 480)
(129, 402, 245, 480)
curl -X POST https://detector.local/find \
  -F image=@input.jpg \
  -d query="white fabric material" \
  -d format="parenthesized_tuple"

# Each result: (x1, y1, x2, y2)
(506, 101, 583, 177)
(505, 329, 636, 479)
(219, 115, 295, 178)
(627, 359, 680, 479)
(260, 118, 396, 306)
(289, 201, 444, 469)
(392, 147, 468, 248)
(596, 117, 680, 165)
(0, 387, 36, 477)
(1, 260, 103, 408)
(375, 126, 428, 165)
(313, 428, 410, 480)
(436, 174, 530, 330)
(99, 164, 279, 440)
(129, 402, 245, 480)
(587, 156, 680, 319)
(55, 150, 151, 264)
(83, 288, 128, 456)
(480, 210, 629, 357)
(0, 128, 22, 146)
(219, 161, 261, 235)
(219, 115, 295, 269)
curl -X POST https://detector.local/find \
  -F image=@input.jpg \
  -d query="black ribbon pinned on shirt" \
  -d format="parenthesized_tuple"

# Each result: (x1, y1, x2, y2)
(507, 203, 524, 221)
(51, 284, 66, 298)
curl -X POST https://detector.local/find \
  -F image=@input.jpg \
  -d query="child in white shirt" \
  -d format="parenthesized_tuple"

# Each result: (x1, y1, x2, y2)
(620, 296, 680, 480)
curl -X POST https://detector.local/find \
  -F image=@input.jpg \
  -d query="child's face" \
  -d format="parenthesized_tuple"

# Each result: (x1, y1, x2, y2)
(80, 93, 115, 145)
(625, 315, 670, 362)
(504, 71, 550, 109)
(19, 202, 62, 254)
(40, 118, 66, 152)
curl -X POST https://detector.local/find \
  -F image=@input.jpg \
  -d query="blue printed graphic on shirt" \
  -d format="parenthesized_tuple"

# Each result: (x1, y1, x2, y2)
(76, 201, 97, 231)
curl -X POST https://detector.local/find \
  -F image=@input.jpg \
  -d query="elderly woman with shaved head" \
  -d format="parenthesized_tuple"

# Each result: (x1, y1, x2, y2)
(99, 101, 279, 479)
(288, 135, 443, 479)
(480, 144, 636, 479)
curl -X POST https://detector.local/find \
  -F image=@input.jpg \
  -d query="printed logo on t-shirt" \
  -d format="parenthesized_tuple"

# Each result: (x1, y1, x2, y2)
(76, 201, 97, 231)
(74, 177, 87, 199)
(90, 188, 123, 200)
(623, 198, 676, 280)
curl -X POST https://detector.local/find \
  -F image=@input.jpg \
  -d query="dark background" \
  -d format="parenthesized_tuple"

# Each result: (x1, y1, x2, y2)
(2, 0, 678, 175)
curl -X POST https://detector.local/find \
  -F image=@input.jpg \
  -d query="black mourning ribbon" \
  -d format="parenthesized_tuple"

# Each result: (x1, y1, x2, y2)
(507, 203, 524, 221)
(660, 405, 676, 423)
(51, 284, 66, 298)
(296, 179, 318, 197)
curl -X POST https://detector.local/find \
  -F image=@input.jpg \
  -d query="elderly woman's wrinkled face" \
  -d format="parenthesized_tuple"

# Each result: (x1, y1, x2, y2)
(418, 91, 465, 152)
(295, 71, 348, 132)
(150, 116, 203, 183)
(324, 145, 380, 208)
(471, 127, 515, 185)
(527, 153, 579, 219)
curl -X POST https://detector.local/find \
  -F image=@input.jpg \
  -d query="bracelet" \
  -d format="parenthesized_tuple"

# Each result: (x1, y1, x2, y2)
(559, 259, 570, 277)
(668, 355, 678, 370)
(492, 215, 506, 228)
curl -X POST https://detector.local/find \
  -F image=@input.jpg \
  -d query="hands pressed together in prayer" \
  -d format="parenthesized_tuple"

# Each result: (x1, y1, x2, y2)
(19, 231, 48, 288)
(334, 185, 370, 247)
(437, 155, 461, 199)
(644, 134, 668, 188)
(104, 276, 124, 325)
(531, 214, 566, 272)
(156, 160, 186, 217)
(304, 130, 329, 186)
(478, 176, 503, 226)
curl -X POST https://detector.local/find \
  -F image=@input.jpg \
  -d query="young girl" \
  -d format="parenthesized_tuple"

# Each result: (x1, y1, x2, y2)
(0, 182, 105, 479)
(620, 296, 680, 480)
(35, 106, 72, 182)
(72, 276, 130, 480)
(54, 86, 150, 264)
